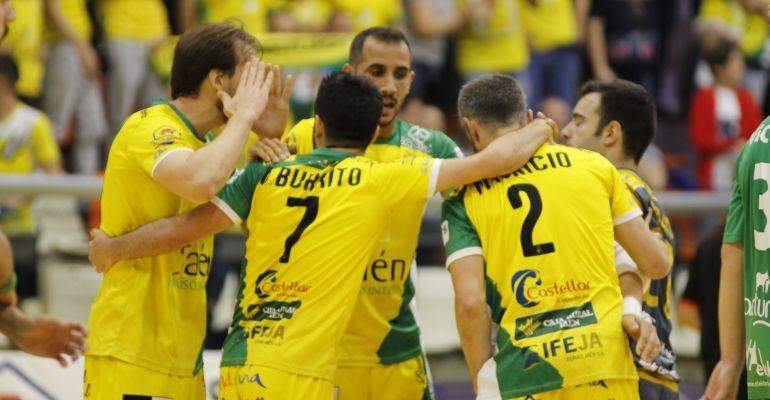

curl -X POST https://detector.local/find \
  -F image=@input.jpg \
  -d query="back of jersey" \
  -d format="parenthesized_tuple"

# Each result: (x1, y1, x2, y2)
(724, 117, 770, 399)
(214, 148, 440, 381)
(443, 144, 641, 397)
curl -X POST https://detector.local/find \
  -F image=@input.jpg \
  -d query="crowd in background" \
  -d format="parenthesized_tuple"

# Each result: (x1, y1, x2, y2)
(1, 0, 770, 379)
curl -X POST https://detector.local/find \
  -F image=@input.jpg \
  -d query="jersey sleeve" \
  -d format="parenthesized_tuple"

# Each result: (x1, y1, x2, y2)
(608, 166, 643, 225)
(281, 118, 316, 156)
(212, 162, 270, 225)
(430, 131, 464, 160)
(131, 120, 200, 177)
(31, 114, 61, 167)
(614, 241, 641, 278)
(373, 156, 441, 208)
(442, 190, 482, 268)
(723, 179, 745, 244)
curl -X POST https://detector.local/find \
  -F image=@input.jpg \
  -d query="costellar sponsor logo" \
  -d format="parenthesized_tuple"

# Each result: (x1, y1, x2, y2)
(255, 270, 311, 299)
(511, 269, 591, 308)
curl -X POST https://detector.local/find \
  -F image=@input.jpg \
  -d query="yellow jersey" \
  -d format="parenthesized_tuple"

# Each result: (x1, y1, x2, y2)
(3, 0, 43, 97)
(456, 0, 529, 74)
(518, 0, 577, 51)
(198, 0, 271, 35)
(98, 0, 169, 41)
(330, 0, 401, 31)
(282, 118, 462, 366)
(43, 0, 92, 42)
(442, 144, 641, 397)
(0, 104, 60, 234)
(618, 168, 679, 385)
(214, 148, 440, 380)
(88, 100, 212, 376)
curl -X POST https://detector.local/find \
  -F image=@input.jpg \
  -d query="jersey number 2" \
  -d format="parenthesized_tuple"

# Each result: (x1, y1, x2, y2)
(508, 184, 555, 257)
(280, 196, 319, 263)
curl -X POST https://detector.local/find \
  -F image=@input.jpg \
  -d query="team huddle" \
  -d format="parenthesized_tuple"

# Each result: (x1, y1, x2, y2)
(87, 23, 679, 400)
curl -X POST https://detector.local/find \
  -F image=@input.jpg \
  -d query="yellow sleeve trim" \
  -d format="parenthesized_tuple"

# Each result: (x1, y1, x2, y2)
(211, 197, 242, 225)
(613, 208, 643, 226)
(150, 147, 193, 178)
(445, 246, 483, 269)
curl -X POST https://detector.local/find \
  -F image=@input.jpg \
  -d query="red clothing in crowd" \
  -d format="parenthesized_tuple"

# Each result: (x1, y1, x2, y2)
(689, 86, 762, 190)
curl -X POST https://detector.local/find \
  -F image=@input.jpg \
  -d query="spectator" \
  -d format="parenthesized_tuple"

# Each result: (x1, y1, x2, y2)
(329, 0, 402, 32)
(198, 0, 270, 35)
(680, 224, 749, 400)
(456, 0, 530, 94)
(520, 0, 580, 127)
(42, 0, 107, 174)
(587, 0, 662, 95)
(0, 0, 43, 104)
(0, 55, 62, 299)
(690, 36, 761, 191)
(98, 0, 169, 150)
(401, 0, 465, 130)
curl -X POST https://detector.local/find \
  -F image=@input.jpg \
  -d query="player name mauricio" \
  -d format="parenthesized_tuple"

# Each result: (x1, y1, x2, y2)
(471, 151, 573, 194)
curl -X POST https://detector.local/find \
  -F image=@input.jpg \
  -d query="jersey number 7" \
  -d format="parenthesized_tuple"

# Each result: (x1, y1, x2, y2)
(280, 196, 319, 263)
(508, 184, 555, 257)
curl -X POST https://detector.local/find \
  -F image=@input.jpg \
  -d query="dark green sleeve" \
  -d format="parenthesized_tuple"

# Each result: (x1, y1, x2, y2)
(724, 152, 746, 244)
(214, 163, 270, 223)
(724, 181, 745, 244)
(441, 189, 482, 268)
(430, 130, 464, 160)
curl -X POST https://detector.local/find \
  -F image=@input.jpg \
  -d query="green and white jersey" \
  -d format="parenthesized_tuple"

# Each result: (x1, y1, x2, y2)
(724, 116, 770, 399)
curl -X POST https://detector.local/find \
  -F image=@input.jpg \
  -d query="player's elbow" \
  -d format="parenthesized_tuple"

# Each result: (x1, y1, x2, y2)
(641, 255, 670, 280)
(183, 179, 219, 204)
(455, 293, 488, 320)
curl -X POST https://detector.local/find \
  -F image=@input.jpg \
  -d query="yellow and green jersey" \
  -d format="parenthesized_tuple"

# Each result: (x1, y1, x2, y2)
(442, 144, 641, 398)
(0, 104, 60, 234)
(618, 168, 679, 387)
(88, 99, 212, 377)
(282, 118, 462, 366)
(724, 116, 770, 399)
(214, 148, 441, 380)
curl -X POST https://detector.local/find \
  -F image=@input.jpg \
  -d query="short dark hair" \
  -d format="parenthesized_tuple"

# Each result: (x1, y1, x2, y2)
(170, 22, 261, 99)
(704, 36, 739, 74)
(349, 27, 411, 65)
(457, 74, 527, 129)
(315, 72, 382, 149)
(578, 79, 656, 163)
(0, 54, 18, 90)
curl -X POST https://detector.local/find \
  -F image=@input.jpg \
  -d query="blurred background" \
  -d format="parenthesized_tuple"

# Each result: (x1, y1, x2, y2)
(0, 0, 767, 398)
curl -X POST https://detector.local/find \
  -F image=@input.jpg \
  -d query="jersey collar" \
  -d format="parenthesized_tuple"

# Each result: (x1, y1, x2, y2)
(152, 98, 206, 143)
(373, 119, 405, 146)
(306, 147, 356, 162)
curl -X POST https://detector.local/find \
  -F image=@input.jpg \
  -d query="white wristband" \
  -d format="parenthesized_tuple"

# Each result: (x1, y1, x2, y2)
(622, 296, 643, 317)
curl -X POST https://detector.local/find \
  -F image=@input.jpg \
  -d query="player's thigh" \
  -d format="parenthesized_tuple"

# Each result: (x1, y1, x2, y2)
(369, 356, 431, 400)
(84, 355, 205, 400)
(505, 380, 639, 400)
(220, 365, 333, 400)
(638, 377, 679, 400)
(335, 365, 369, 400)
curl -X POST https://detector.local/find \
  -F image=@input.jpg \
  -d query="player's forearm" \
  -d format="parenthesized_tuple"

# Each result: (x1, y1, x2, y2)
(0, 305, 28, 340)
(455, 300, 493, 391)
(435, 122, 548, 192)
(718, 243, 746, 364)
(183, 113, 253, 200)
(614, 217, 670, 279)
(618, 272, 644, 302)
